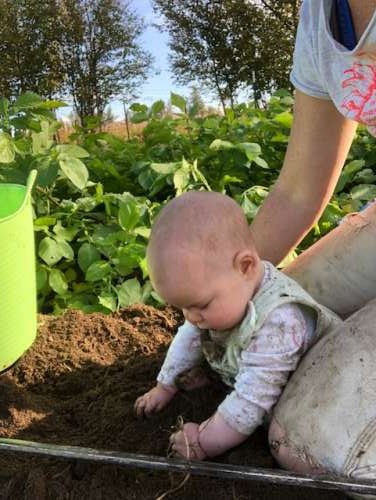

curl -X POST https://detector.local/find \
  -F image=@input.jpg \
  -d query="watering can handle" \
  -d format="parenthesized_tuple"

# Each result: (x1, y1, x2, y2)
(25, 170, 37, 196)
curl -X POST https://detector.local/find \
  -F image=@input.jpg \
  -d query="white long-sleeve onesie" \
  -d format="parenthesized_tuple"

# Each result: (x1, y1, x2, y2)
(157, 270, 317, 435)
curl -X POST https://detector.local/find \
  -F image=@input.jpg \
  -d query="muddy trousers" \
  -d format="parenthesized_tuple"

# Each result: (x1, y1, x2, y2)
(269, 203, 376, 499)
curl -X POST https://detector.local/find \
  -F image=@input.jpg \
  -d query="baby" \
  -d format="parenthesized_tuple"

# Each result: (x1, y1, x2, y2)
(135, 191, 342, 460)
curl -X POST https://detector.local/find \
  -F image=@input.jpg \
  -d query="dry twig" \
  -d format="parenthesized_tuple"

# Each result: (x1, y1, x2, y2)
(155, 416, 191, 500)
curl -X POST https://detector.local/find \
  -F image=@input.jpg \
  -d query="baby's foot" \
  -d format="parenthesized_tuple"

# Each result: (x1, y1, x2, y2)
(175, 367, 212, 391)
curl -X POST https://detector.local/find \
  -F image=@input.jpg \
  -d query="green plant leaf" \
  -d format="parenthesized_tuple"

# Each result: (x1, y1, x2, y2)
(350, 184, 376, 201)
(10, 117, 41, 132)
(170, 92, 187, 113)
(0, 97, 9, 117)
(86, 260, 111, 281)
(99, 292, 117, 312)
(320, 202, 345, 225)
(34, 216, 57, 227)
(77, 243, 101, 272)
(55, 238, 74, 260)
(37, 99, 67, 110)
(35, 157, 59, 187)
(53, 221, 79, 241)
(36, 266, 48, 291)
(130, 103, 148, 113)
(131, 112, 149, 123)
(218, 174, 242, 191)
(237, 142, 261, 161)
(140, 281, 152, 302)
(173, 167, 190, 195)
(273, 111, 293, 128)
(56, 144, 90, 158)
(335, 160, 365, 193)
(75, 196, 98, 212)
(0, 133, 15, 163)
(203, 117, 219, 129)
(13, 138, 30, 156)
(150, 162, 179, 174)
(49, 268, 68, 295)
(114, 243, 144, 276)
(14, 92, 43, 110)
(150, 290, 165, 305)
(117, 278, 142, 307)
(151, 100, 165, 116)
(32, 121, 53, 154)
(209, 139, 234, 151)
(59, 157, 89, 189)
(65, 268, 77, 282)
(134, 226, 150, 239)
(118, 198, 140, 231)
(253, 156, 269, 169)
(38, 237, 65, 265)
(354, 168, 376, 184)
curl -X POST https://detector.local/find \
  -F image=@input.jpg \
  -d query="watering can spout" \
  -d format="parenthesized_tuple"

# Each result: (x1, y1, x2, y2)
(26, 169, 37, 197)
(0, 170, 37, 371)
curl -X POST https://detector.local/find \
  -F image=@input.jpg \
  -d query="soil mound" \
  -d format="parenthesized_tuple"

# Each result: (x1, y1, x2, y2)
(0, 305, 342, 499)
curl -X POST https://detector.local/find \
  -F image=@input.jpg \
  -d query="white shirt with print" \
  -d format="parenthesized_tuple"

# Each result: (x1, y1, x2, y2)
(157, 265, 317, 435)
(291, 0, 376, 135)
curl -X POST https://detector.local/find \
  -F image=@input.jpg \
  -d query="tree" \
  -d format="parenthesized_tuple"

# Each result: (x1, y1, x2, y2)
(188, 86, 206, 116)
(259, 0, 300, 32)
(0, 0, 63, 98)
(250, 0, 301, 102)
(58, 0, 153, 122)
(153, 0, 301, 109)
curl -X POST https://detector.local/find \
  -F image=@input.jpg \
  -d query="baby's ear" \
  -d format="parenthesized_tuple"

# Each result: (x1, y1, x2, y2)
(233, 250, 257, 277)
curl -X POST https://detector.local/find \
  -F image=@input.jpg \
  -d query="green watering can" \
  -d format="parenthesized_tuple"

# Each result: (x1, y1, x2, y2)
(0, 170, 37, 371)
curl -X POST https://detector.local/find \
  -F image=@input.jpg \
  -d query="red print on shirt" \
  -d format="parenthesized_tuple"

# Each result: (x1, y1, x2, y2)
(341, 56, 376, 133)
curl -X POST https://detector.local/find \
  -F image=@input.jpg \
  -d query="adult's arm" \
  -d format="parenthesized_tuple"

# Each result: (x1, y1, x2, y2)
(250, 90, 358, 265)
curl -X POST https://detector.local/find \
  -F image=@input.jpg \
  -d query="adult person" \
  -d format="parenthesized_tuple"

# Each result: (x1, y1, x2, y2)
(249, 0, 376, 485)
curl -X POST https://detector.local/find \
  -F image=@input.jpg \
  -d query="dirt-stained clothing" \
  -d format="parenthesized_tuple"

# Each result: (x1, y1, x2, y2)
(157, 262, 342, 435)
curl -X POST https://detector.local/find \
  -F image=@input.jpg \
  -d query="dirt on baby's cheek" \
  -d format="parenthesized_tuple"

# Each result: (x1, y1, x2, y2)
(0, 306, 341, 500)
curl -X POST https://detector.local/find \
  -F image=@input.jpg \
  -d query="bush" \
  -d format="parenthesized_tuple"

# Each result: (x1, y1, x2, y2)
(1, 91, 375, 313)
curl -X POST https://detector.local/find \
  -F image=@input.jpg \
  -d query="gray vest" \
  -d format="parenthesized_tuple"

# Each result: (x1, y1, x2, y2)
(201, 262, 343, 386)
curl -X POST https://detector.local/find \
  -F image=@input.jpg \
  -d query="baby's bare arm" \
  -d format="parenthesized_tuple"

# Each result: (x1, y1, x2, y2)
(170, 412, 247, 460)
(135, 321, 203, 417)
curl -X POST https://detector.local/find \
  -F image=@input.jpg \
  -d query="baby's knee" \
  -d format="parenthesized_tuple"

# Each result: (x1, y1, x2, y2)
(268, 417, 325, 475)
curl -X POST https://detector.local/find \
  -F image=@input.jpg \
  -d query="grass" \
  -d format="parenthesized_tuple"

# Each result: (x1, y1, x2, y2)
(57, 120, 147, 143)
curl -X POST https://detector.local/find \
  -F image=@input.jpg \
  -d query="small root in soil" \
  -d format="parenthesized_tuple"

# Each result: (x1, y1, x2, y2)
(156, 416, 191, 500)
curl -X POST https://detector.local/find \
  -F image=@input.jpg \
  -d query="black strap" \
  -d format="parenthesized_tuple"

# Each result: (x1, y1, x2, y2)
(333, 0, 357, 50)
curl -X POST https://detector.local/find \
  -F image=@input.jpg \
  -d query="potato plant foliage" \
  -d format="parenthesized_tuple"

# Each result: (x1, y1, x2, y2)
(0, 91, 375, 314)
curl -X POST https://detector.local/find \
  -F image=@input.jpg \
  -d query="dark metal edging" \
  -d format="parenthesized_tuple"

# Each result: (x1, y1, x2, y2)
(0, 437, 375, 495)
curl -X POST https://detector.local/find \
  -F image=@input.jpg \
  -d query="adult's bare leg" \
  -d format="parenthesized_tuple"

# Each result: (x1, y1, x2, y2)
(285, 203, 376, 317)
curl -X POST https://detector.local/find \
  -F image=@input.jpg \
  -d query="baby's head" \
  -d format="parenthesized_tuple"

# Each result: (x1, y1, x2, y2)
(147, 191, 264, 331)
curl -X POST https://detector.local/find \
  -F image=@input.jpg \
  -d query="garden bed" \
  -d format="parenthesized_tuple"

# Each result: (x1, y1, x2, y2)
(0, 305, 342, 499)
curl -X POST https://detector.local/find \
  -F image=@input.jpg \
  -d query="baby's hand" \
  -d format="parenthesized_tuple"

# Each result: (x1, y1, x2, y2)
(134, 383, 177, 418)
(170, 422, 207, 461)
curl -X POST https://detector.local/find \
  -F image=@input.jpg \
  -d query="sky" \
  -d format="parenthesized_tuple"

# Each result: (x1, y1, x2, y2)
(126, 0, 189, 104)
(59, 0, 196, 121)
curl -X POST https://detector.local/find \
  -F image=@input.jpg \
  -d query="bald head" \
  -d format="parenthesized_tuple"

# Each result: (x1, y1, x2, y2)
(147, 191, 256, 287)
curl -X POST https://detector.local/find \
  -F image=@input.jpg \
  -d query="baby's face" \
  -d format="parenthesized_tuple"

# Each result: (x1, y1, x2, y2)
(180, 273, 249, 331)
(152, 250, 262, 331)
